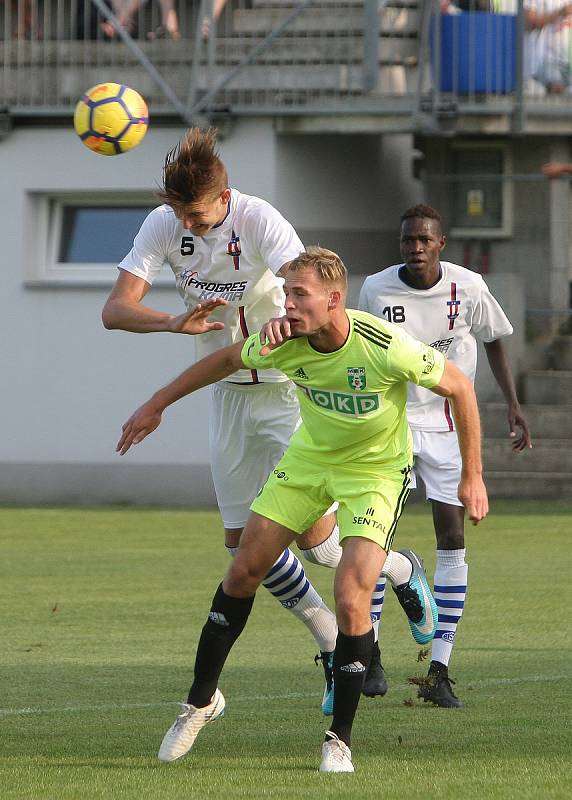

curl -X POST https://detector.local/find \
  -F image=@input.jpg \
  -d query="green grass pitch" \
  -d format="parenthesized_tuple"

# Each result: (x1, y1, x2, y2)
(1, 502, 571, 799)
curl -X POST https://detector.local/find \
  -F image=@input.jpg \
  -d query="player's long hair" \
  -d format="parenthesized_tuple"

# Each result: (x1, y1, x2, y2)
(158, 127, 228, 210)
(289, 247, 347, 293)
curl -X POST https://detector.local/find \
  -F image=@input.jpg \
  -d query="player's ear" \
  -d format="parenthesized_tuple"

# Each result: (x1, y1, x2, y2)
(440, 234, 447, 251)
(328, 290, 341, 309)
(221, 188, 231, 204)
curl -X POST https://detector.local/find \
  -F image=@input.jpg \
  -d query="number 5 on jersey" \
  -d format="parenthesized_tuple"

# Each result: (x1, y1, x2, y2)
(181, 236, 194, 256)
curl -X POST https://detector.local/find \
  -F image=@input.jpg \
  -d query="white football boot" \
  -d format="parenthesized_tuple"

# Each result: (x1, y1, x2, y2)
(319, 731, 355, 773)
(158, 689, 225, 762)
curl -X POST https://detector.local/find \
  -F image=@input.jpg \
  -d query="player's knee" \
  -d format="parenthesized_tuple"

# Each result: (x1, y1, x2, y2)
(225, 554, 265, 596)
(334, 590, 370, 633)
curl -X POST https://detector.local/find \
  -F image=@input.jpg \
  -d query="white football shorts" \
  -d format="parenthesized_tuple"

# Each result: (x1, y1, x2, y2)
(409, 429, 463, 507)
(209, 380, 301, 529)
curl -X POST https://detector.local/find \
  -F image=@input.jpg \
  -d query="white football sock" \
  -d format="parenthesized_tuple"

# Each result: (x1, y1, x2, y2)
(227, 544, 337, 651)
(382, 550, 413, 587)
(431, 548, 468, 667)
(299, 524, 342, 569)
(369, 577, 386, 642)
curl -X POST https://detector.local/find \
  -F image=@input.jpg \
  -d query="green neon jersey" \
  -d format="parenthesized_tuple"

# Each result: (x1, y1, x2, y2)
(241, 309, 445, 466)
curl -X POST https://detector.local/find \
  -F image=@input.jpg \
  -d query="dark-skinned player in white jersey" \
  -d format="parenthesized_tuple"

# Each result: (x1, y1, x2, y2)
(359, 205, 532, 707)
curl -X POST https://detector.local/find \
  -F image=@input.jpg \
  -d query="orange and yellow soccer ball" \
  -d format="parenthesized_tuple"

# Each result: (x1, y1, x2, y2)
(74, 83, 149, 156)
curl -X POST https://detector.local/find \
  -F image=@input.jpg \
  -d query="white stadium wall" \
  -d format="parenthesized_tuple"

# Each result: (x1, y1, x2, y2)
(0, 119, 520, 505)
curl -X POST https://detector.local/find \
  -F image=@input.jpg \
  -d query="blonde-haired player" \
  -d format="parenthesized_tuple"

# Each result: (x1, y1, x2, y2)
(117, 247, 487, 771)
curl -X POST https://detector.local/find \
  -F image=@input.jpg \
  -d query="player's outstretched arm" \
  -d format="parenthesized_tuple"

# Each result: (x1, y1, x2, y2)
(430, 361, 489, 525)
(102, 270, 227, 334)
(116, 341, 245, 455)
(483, 339, 532, 452)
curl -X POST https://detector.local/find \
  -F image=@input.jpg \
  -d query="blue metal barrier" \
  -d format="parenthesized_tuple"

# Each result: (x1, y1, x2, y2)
(435, 11, 517, 94)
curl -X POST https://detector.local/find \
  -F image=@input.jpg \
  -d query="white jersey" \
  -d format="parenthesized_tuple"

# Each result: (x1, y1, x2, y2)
(119, 188, 304, 384)
(358, 261, 513, 431)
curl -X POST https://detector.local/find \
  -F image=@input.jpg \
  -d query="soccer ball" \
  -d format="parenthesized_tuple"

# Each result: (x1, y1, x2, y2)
(74, 83, 149, 156)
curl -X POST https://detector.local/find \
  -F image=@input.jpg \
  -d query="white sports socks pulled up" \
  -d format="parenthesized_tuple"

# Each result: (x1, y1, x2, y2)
(226, 544, 337, 652)
(299, 524, 342, 569)
(431, 548, 468, 667)
(381, 550, 413, 587)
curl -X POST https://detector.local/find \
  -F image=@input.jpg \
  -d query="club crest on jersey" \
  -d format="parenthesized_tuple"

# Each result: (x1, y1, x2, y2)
(227, 229, 241, 271)
(422, 348, 436, 374)
(447, 282, 461, 330)
(347, 367, 366, 391)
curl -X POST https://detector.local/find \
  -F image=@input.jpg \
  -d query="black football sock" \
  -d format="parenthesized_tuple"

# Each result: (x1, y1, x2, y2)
(329, 628, 374, 747)
(188, 583, 255, 707)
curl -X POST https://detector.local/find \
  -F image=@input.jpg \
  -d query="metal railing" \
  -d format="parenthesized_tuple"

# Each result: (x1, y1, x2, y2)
(2, 0, 572, 125)
(0, 0, 424, 117)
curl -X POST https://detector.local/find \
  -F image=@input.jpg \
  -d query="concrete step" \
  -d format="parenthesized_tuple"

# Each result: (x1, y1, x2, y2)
(483, 438, 572, 472)
(212, 37, 418, 64)
(484, 471, 572, 501)
(549, 335, 572, 371)
(183, 62, 369, 90)
(62, 64, 369, 97)
(480, 403, 572, 439)
(232, 7, 419, 35)
(522, 370, 572, 405)
(251, 0, 419, 7)
(0, 36, 418, 65)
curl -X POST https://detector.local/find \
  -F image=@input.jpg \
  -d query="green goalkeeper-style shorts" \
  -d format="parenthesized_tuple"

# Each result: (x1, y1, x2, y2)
(250, 446, 412, 552)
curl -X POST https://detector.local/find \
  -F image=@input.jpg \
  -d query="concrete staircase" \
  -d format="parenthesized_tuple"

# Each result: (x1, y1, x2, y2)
(482, 335, 572, 501)
(0, 1, 422, 110)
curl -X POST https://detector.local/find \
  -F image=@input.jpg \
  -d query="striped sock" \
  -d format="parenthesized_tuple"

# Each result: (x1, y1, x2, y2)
(431, 549, 468, 667)
(262, 548, 337, 652)
(299, 524, 342, 569)
(369, 577, 386, 642)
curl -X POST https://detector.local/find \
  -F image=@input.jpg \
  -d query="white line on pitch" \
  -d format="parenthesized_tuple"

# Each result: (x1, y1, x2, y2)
(0, 675, 566, 718)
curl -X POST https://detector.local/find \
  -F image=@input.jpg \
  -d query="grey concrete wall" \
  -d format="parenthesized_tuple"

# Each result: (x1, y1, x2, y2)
(421, 135, 570, 340)
(276, 133, 421, 273)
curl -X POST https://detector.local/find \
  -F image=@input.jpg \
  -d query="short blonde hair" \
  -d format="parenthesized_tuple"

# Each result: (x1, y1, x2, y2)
(157, 127, 228, 211)
(288, 247, 348, 292)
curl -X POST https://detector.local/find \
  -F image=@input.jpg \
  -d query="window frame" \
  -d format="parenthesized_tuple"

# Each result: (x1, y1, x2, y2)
(449, 141, 514, 240)
(25, 190, 174, 287)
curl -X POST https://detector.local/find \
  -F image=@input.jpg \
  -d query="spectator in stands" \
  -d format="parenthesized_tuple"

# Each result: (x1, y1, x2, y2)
(3, 0, 40, 39)
(75, 0, 105, 39)
(202, 0, 228, 41)
(100, 0, 137, 39)
(100, 0, 180, 40)
(526, 1, 572, 93)
(441, 1, 493, 11)
(492, 1, 572, 94)
(148, 0, 181, 39)
(543, 161, 572, 176)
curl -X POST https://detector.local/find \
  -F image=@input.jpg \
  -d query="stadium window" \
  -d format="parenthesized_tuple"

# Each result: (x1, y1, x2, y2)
(26, 192, 170, 286)
(58, 206, 154, 263)
(449, 143, 513, 239)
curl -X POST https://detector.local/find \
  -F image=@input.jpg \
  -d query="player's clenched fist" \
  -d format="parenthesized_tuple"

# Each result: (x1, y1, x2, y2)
(117, 401, 163, 455)
(259, 315, 292, 356)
